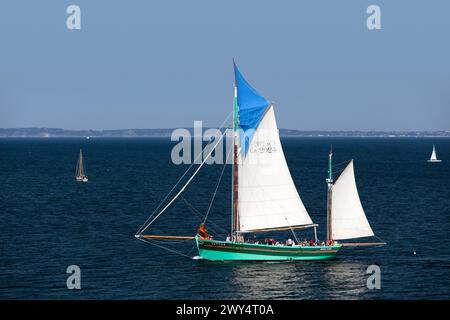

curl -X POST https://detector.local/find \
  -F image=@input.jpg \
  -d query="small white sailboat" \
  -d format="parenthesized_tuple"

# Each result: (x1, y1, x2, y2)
(427, 145, 442, 163)
(75, 149, 88, 182)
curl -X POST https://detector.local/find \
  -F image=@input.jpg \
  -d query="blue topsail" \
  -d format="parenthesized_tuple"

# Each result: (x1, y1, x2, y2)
(233, 62, 270, 156)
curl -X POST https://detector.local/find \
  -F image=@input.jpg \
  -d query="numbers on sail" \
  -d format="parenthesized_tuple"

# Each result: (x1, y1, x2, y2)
(249, 141, 277, 154)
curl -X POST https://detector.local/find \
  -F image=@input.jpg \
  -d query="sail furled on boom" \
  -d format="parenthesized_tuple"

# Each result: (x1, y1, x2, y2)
(233, 62, 270, 156)
(331, 160, 374, 240)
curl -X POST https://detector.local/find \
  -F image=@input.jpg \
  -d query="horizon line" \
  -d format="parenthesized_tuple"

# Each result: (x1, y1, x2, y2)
(1, 127, 449, 132)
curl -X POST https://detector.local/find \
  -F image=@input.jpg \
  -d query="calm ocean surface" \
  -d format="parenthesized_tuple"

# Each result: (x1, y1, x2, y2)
(0, 137, 449, 299)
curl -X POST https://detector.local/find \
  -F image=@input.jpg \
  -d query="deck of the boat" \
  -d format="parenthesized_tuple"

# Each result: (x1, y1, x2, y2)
(195, 237, 342, 261)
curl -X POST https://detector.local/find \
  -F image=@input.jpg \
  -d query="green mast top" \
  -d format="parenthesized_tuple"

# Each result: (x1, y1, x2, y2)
(327, 145, 333, 183)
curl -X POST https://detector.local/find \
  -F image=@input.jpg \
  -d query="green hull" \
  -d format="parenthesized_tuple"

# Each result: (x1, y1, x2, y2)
(195, 236, 341, 261)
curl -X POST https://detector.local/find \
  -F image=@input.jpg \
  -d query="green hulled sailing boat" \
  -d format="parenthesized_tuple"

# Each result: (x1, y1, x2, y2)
(135, 62, 385, 261)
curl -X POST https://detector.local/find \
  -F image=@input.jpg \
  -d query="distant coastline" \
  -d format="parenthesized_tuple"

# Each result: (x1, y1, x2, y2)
(0, 128, 449, 138)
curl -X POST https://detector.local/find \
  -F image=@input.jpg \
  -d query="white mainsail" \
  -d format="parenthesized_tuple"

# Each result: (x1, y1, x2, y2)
(331, 160, 374, 240)
(427, 145, 442, 162)
(430, 145, 437, 161)
(75, 149, 87, 180)
(237, 105, 313, 232)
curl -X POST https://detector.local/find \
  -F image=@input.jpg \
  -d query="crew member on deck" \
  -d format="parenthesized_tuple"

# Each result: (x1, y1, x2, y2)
(197, 223, 210, 240)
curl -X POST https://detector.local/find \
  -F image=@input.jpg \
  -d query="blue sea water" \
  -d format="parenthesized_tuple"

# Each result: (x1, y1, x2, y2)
(0, 137, 449, 299)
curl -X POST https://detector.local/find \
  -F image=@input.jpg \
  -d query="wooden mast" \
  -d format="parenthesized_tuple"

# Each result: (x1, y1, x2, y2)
(326, 146, 333, 242)
(233, 143, 239, 235)
(79, 149, 84, 177)
(232, 83, 240, 240)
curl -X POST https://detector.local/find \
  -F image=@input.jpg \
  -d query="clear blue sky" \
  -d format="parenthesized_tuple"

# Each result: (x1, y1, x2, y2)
(0, 0, 449, 131)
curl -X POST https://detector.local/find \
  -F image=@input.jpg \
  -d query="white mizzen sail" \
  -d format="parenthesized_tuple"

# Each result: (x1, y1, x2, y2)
(331, 160, 374, 240)
(237, 105, 313, 232)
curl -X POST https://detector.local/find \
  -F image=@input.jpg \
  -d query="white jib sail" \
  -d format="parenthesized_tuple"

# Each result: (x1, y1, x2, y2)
(331, 160, 374, 240)
(237, 105, 313, 232)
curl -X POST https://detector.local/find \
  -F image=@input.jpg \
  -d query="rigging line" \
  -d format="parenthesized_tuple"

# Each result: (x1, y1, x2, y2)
(284, 217, 300, 244)
(136, 112, 232, 235)
(186, 243, 198, 256)
(180, 194, 204, 217)
(138, 129, 229, 235)
(202, 222, 227, 238)
(374, 234, 387, 244)
(179, 195, 219, 234)
(203, 141, 233, 225)
(136, 119, 232, 236)
(136, 112, 232, 233)
(332, 159, 352, 169)
(179, 198, 225, 236)
(179, 194, 228, 236)
(137, 237, 195, 259)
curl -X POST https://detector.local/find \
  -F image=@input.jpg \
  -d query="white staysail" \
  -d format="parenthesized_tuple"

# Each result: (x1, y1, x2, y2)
(331, 160, 374, 240)
(237, 105, 313, 232)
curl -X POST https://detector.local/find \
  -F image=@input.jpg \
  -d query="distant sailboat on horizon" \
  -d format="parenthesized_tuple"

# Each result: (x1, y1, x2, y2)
(75, 149, 88, 182)
(427, 145, 442, 163)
